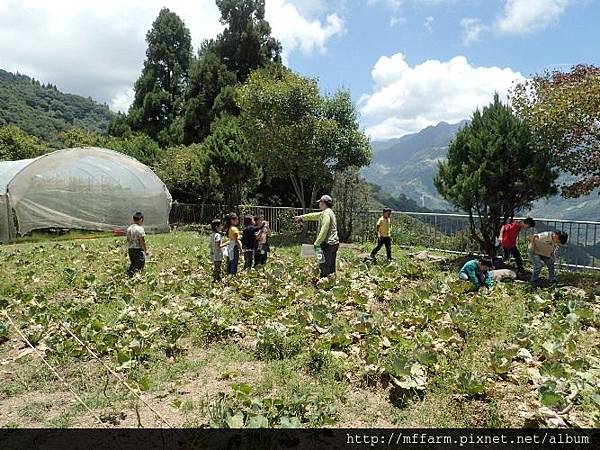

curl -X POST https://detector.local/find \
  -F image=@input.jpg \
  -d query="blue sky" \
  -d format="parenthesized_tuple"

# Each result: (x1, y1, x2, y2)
(1, 0, 598, 140)
(293, 0, 599, 98)
(285, 0, 600, 139)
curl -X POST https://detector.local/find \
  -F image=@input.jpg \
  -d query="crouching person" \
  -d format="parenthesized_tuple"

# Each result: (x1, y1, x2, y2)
(459, 258, 493, 291)
(528, 230, 568, 286)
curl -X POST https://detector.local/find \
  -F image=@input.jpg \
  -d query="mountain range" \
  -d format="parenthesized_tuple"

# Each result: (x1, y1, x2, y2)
(363, 121, 600, 221)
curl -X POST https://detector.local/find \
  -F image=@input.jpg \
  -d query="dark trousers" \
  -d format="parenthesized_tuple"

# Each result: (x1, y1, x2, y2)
(371, 236, 392, 260)
(213, 261, 222, 282)
(503, 246, 524, 271)
(243, 250, 255, 270)
(254, 244, 269, 266)
(227, 246, 240, 275)
(127, 248, 145, 277)
(320, 243, 339, 278)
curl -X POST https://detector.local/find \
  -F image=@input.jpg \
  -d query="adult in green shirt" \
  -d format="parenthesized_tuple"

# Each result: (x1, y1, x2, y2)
(294, 195, 340, 279)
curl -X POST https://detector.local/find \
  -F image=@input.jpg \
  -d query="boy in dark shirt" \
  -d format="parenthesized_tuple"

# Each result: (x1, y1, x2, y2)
(241, 215, 266, 270)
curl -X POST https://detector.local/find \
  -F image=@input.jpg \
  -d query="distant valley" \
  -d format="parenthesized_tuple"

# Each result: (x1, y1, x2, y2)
(363, 121, 600, 221)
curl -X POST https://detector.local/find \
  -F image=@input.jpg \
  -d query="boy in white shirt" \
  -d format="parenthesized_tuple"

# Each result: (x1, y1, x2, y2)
(126, 212, 147, 277)
(210, 219, 228, 282)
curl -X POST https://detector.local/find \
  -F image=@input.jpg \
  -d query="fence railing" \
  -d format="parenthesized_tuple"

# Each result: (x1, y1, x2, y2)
(170, 203, 600, 270)
(169, 203, 319, 233)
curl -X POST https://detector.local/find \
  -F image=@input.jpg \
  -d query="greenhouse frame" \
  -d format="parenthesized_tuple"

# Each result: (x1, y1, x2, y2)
(0, 147, 172, 243)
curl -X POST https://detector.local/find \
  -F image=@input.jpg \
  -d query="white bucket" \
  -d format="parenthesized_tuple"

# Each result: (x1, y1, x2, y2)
(300, 244, 315, 258)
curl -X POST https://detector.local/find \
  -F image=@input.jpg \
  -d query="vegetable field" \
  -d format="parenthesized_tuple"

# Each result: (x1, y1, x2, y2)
(0, 232, 598, 428)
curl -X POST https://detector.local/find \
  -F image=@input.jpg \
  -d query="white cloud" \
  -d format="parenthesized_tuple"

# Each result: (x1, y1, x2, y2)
(461, 17, 489, 44)
(424, 16, 434, 32)
(266, 0, 345, 63)
(390, 16, 407, 27)
(497, 0, 570, 35)
(110, 88, 136, 115)
(360, 53, 525, 140)
(0, 0, 343, 113)
(368, 0, 403, 11)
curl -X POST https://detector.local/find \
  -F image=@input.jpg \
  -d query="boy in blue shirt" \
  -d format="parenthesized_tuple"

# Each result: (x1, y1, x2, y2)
(459, 258, 493, 291)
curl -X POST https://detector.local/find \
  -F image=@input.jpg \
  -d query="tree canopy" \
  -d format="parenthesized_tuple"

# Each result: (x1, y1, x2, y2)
(212, 0, 281, 82)
(0, 125, 50, 161)
(236, 65, 371, 210)
(127, 8, 193, 146)
(182, 52, 237, 144)
(511, 65, 600, 198)
(434, 94, 558, 255)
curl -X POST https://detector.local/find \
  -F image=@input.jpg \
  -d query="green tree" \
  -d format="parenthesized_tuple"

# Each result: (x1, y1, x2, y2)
(58, 127, 163, 168)
(331, 168, 373, 242)
(0, 125, 50, 160)
(182, 52, 237, 144)
(182, 1, 281, 144)
(213, 0, 281, 82)
(104, 134, 163, 168)
(203, 115, 262, 206)
(434, 94, 558, 256)
(511, 65, 600, 198)
(108, 113, 132, 138)
(157, 144, 222, 214)
(236, 66, 371, 210)
(58, 127, 101, 148)
(127, 8, 192, 146)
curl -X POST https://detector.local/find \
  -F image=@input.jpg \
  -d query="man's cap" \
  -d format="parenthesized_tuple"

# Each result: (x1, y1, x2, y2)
(317, 195, 333, 203)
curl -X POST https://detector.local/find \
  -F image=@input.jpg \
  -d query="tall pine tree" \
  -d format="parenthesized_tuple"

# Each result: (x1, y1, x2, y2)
(182, 0, 282, 144)
(128, 8, 192, 146)
(434, 94, 558, 256)
(213, 0, 281, 82)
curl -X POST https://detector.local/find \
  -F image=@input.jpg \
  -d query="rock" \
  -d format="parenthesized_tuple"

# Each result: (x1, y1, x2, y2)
(516, 348, 533, 362)
(412, 251, 430, 261)
(410, 251, 447, 262)
(490, 269, 517, 281)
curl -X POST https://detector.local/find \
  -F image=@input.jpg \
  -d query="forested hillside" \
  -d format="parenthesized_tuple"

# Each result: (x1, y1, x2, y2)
(0, 69, 114, 146)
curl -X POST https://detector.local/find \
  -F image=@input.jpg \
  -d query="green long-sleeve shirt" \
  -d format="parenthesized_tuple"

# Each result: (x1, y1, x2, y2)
(299, 208, 339, 246)
(459, 259, 493, 289)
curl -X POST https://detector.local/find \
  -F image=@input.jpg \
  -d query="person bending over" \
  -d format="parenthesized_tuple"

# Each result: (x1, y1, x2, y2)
(459, 258, 493, 291)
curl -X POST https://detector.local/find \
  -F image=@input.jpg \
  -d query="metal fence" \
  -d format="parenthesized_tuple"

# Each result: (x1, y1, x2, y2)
(170, 203, 600, 270)
(169, 203, 319, 233)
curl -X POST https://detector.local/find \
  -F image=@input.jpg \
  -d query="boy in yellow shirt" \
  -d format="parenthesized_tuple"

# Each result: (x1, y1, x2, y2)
(370, 208, 392, 262)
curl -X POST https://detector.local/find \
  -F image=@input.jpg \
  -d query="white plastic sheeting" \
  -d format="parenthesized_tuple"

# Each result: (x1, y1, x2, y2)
(0, 147, 172, 242)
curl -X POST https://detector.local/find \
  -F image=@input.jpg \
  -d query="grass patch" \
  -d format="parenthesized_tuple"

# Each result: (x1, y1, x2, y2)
(0, 231, 598, 428)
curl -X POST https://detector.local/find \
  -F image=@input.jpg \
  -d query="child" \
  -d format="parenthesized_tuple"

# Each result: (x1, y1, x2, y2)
(370, 207, 393, 261)
(499, 217, 535, 273)
(241, 216, 266, 270)
(459, 258, 493, 291)
(254, 215, 271, 267)
(210, 219, 227, 282)
(126, 212, 147, 278)
(528, 230, 568, 285)
(224, 213, 242, 275)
